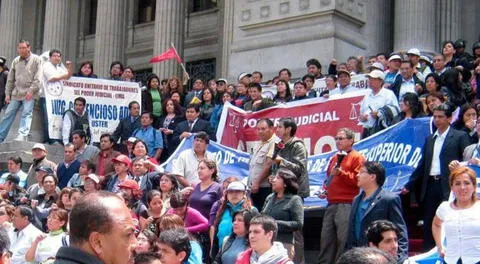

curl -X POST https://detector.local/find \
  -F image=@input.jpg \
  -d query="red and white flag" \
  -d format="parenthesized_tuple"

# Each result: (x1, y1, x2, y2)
(150, 47, 182, 64)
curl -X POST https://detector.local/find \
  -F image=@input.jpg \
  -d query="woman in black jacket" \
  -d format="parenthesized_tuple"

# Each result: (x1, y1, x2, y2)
(157, 98, 185, 161)
(261, 168, 304, 260)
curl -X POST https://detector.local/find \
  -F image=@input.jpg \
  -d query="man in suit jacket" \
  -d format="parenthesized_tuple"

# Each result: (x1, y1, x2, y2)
(345, 161, 408, 263)
(403, 103, 469, 249)
(170, 104, 216, 153)
(112, 101, 141, 154)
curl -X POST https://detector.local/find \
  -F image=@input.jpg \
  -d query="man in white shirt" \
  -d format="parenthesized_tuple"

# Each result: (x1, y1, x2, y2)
(42, 49, 72, 144)
(0, 157, 27, 188)
(407, 48, 432, 82)
(359, 70, 399, 138)
(171, 132, 215, 188)
(9, 206, 43, 264)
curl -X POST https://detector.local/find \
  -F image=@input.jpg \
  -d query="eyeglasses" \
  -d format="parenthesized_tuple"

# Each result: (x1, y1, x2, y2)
(334, 137, 347, 140)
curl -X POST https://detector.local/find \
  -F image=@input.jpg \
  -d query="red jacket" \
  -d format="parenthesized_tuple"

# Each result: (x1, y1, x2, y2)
(325, 149, 365, 204)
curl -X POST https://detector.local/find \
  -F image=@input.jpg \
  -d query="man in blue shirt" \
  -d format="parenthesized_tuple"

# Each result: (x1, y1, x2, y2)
(345, 161, 408, 263)
(133, 112, 163, 161)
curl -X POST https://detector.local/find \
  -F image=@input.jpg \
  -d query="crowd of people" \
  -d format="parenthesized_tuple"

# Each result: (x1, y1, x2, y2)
(0, 36, 479, 264)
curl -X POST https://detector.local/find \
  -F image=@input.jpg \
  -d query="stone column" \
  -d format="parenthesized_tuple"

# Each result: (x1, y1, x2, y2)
(363, 0, 393, 55)
(93, 0, 127, 78)
(218, 0, 234, 79)
(153, 0, 186, 79)
(393, 0, 436, 53)
(43, 0, 71, 56)
(0, 0, 23, 62)
(436, 0, 461, 51)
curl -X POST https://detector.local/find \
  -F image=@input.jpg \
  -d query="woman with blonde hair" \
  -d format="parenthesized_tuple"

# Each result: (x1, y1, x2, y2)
(432, 166, 480, 264)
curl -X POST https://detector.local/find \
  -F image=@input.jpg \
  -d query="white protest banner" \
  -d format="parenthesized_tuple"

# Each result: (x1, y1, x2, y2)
(261, 74, 369, 98)
(45, 77, 141, 143)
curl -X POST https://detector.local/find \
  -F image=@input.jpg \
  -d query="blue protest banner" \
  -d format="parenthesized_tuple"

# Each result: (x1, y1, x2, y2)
(161, 117, 433, 208)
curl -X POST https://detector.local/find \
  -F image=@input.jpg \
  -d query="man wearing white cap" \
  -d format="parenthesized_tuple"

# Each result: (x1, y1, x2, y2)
(238, 72, 252, 87)
(329, 70, 359, 97)
(359, 70, 399, 138)
(406, 48, 431, 82)
(25, 143, 57, 187)
(384, 55, 402, 87)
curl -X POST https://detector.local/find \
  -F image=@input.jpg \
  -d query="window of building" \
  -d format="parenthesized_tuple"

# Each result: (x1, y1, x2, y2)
(86, 0, 98, 35)
(186, 58, 216, 90)
(191, 0, 217, 13)
(137, 0, 156, 24)
(134, 68, 153, 87)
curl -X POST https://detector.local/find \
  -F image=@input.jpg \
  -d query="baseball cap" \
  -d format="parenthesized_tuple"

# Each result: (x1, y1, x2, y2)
(112, 154, 131, 167)
(0, 56, 6, 66)
(454, 39, 466, 49)
(216, 78, 228, 84)
(6, 174, 20, 185)
(369, 62, 384, 71)
(35, 166, 54, 174)
(420, 55, 431, 64)
(388, 54, 402, 61)
(118, 179, 140, 190)
(127, 137, 137, 144)
(367, 70, 385, 80)
(406, 48, 421, 57)
(227, 181, 246, 192)
(86, 174, 100, 184)
(337, 69, 350, 77)
(238, 72, 252, 82)
(32, 143, 46, 151)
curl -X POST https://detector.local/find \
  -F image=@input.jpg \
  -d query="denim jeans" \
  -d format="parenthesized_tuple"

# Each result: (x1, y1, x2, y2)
(0, 98, 35, 141)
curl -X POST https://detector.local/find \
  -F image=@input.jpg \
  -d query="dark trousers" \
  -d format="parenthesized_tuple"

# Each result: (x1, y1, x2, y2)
(423, 177, 446, 250)
(251, 186, 272, 210)
(40, 97, 61, 144)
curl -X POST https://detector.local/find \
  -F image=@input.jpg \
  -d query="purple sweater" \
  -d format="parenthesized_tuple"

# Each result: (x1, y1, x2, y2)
(189, 182, 222, 219)
(167, 207, 209, 233)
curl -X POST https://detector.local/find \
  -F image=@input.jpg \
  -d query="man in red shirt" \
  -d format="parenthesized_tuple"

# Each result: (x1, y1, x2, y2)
(318, 128, 365, 264)
(93, 133, 120, 182)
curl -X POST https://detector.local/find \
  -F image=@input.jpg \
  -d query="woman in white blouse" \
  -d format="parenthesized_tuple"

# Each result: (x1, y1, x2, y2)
(432, 167, 480, 264)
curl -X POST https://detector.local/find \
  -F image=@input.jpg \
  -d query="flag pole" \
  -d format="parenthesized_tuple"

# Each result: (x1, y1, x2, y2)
(170, 42, 189, 80)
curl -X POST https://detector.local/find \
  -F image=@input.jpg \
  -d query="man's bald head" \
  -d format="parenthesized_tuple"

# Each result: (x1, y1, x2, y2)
(69, 191, 125, 245)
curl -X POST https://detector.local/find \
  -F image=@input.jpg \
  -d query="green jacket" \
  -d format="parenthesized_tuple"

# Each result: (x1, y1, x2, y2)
(277, 137, 310, 198)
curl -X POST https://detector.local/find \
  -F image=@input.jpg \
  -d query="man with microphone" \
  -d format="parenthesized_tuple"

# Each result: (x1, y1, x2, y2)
(318, 128, 365, 264)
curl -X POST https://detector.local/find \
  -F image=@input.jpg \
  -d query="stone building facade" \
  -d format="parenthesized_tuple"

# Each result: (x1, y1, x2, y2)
(1, 0, 479, 85)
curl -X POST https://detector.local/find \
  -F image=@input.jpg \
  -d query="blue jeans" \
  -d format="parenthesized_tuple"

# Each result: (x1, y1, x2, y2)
(0, 98, 35, 141)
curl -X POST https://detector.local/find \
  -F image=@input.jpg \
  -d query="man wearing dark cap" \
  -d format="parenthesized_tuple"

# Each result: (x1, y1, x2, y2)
(53, 191, 137, 264)
(215, 79, 228, 104)
(0, 56, 8, 111)
(454, 39, 476, 75)
(25, 166, 58, 200)
(2, 174, 26, 205)
(26, 143, 57, 187)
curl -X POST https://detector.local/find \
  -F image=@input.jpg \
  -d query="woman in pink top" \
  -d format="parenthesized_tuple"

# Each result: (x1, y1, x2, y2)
(167, 191, 208, 233)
